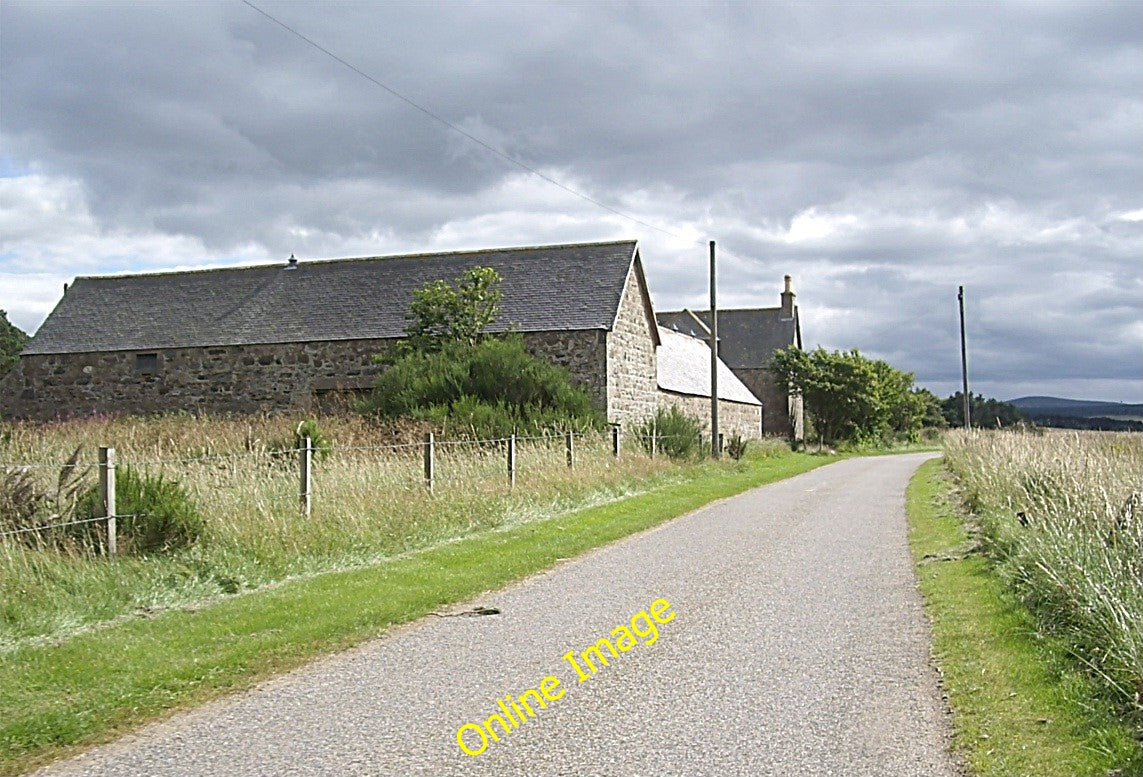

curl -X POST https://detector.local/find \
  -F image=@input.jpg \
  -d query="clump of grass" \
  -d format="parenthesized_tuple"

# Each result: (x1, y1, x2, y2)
(943, 429, 1143, 731)
(0, 416, 678, 650)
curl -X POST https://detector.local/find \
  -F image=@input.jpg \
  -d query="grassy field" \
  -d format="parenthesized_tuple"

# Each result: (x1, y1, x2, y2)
(908, 458, 1141, 775)
(943, 429, 1142, 730)
(0, 416, 826, 776)
(909, 429, 1143, 776)
(2, 415, 717, 650)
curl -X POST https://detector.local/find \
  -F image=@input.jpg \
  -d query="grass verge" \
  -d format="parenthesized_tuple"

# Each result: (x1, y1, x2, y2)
(906, 457, 1142, 776)
(1, 451, 826, 776)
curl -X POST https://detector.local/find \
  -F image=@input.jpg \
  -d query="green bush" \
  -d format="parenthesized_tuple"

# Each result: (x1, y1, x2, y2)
(633, 406, 705, 461)
(266, 419, 332, 461)
(294, 419, 332, 461)
(361, 335, 603, 438)
(75, 468, 203, 555)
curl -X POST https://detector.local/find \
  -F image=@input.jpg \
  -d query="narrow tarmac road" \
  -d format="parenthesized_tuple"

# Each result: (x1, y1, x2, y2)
(36, 453, 956, 777)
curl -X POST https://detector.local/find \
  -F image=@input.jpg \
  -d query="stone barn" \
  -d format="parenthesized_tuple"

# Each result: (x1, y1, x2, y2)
(1, 240, 764, 436)
(655, 327, 762, 438)
(658, 276, 804, 439)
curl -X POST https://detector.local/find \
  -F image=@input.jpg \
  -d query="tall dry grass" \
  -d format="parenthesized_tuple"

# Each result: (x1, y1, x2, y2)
(0, 415, 681, 650)
(943, 429, 1143, 726)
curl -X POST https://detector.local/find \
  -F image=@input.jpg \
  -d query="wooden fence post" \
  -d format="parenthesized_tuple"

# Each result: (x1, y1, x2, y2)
(650, 416, 657, 459)
(611, 425, 621, 459)
(98, 446, 116, 557)
(718, 432, 724, 457)
(299, 436, 312, 516)
(424, 432, 435, 494)
(507, 434, 516, 489)
(565, 431, 574, 469)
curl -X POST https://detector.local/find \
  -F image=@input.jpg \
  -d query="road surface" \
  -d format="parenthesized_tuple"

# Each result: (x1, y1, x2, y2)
(35, 453, 957, 777)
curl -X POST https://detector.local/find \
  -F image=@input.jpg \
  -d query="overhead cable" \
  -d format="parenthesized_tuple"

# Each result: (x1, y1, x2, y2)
(240, 0, 682, 239)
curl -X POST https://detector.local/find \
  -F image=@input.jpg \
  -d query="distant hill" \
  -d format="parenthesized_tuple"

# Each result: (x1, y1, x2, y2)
(1008, 396, 1143, 431)
(1009, 396, 1143, 419)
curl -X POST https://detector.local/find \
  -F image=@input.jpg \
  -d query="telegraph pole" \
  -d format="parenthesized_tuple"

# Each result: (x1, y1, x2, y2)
(709, 240, 720, 458)
(958, 285, 971, 429)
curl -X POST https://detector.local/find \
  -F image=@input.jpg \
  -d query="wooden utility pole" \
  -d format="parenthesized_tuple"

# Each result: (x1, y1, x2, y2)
(709, 240, 720, 459)
(958, 285, 971, 430)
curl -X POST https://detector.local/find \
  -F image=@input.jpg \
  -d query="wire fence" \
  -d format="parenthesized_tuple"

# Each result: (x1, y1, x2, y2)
(1, 425, 706, 552)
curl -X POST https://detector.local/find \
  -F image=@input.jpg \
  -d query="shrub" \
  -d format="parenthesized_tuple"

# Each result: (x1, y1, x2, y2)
(725, 434, 749, 461)
(74, 467, 203, 555)
(633, 406, 704, 461)
(361, 335, 603, 437)
(294, 419, 332, 461)
(267, 419, 332, 461)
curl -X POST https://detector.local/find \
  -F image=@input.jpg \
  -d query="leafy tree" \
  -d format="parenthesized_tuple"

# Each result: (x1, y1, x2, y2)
(771, 346, 929, 446)
(914, 388, 948, 429)
(399, 266, 502, 356)
(940, 392, 1025, 429)
(1, 310, 29, 379)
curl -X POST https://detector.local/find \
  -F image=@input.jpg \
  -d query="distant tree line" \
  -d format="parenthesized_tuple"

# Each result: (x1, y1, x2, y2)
(1017, 414, 1143, 432)
(939, 392, 1025, 429)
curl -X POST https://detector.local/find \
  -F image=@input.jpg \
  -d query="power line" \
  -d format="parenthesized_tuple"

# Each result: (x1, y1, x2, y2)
(239, 0, 681, 239)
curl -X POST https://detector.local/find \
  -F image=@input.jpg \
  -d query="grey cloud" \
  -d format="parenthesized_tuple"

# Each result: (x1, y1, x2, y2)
(1, 0, 1140, 400)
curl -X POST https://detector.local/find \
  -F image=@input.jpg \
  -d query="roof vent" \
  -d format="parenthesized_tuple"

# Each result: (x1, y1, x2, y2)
(285, 254, 298, 270)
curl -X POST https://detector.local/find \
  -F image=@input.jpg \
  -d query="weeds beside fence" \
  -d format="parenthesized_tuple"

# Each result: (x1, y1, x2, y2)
(2, 415, 778, 652)
(943, 429, 1143, 730)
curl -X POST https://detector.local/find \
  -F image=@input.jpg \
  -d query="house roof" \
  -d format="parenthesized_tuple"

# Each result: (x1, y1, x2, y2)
(25, 240, 642, 355)
(656, 307, 800, 369)
(656, 328, 761, 405)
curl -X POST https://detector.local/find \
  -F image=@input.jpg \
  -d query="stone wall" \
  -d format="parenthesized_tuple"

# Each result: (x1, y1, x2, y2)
(520, 330, 607, 410)
(0, 330, 619, 422)
(657, 390, 762, 439)
(605, 265, 659, 426)
(733, 367, 803, 439)
(0, 339, 397, 420)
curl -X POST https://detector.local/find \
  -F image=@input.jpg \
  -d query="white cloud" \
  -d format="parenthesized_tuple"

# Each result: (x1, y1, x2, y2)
(0, 173, 269, 331)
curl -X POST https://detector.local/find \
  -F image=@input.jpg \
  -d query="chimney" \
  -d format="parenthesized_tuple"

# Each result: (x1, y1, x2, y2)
(780, 274, 795, 318)
(285, 254, 298, 270)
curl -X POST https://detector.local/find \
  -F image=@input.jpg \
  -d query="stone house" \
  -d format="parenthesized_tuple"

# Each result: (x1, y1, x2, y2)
(1, 240, 764, 435)
(658, 276, 804, 439)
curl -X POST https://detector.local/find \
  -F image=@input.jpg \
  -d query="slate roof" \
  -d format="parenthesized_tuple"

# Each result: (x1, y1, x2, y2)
(25, 241, 641, 355)
(656, 307, 800, 369)
(656, 328, 761, 405)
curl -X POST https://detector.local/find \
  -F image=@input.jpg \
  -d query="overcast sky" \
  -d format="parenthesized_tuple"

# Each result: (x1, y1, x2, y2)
(1, 1, 1140, 402)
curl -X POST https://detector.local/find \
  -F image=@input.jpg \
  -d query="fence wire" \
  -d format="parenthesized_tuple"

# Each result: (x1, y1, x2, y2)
(0, 514, 140, 539)
(1, 427, 687, 544)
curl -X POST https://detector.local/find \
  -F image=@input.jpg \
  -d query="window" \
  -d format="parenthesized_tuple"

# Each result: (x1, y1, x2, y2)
(135, 353, 159, 372)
